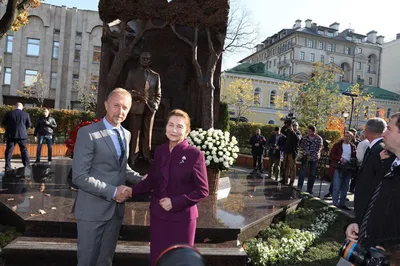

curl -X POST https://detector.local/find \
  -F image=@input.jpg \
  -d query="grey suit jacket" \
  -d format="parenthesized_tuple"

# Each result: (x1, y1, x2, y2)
(72, 121, 141, 222)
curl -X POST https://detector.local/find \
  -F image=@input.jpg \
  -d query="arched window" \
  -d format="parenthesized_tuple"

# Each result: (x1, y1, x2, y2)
(270, 90, 276, 107)
(268, 120, 275, 125)
(387, 108, 392, 118)
(254, 87, 261, 106)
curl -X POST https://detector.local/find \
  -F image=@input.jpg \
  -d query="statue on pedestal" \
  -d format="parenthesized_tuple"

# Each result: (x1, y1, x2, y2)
(126, 52, 161, 166)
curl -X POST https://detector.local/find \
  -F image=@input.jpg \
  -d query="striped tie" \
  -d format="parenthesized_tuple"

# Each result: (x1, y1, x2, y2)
(113, 129, 125, 165)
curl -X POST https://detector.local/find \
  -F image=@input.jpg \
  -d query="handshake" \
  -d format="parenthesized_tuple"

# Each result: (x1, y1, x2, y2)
(114, 185, 132, 203)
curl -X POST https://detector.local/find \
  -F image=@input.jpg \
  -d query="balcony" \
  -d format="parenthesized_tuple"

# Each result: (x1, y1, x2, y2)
(277, 59, 291, 69)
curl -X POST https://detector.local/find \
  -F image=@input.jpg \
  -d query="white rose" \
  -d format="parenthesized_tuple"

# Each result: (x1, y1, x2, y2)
(223, 148, 227, 152)
(218, 151, 223, 156)
(211, 150, 216, 155)
(207, 155, 212, 160)
(233, 153, 238, 159)
(215, 136, 219, 141)
(216, 141, 220, 146)
(225, 151, 230, 156)
(207, 137, 212, 141)
(213, 157, 219, 163)
(202, 145, 207, 149)
(206, 160, 210, 166)
(208, 143, 213, 148)
(199, 129, 203, 132)
(223, 161, 229, 168)
(219, 157, 224, 162)
(208, 131, 212, 137)
(205, 151, 210, 155)
(199, 135, 204, 140)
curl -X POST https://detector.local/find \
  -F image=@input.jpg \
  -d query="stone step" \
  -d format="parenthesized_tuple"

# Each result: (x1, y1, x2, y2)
(2, 237, 247, 266)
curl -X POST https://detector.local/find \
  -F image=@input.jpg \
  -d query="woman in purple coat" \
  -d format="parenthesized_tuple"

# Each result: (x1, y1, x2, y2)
(131, 109, 209, 266)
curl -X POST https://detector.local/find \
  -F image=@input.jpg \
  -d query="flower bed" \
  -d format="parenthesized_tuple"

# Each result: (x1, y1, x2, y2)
(244, 198, 341, 266)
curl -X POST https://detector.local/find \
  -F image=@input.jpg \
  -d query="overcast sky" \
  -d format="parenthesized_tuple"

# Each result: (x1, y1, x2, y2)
(44, 0, 399, 70)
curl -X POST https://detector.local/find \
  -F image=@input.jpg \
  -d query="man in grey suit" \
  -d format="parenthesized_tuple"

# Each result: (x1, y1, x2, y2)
(72, 88, 141, 266)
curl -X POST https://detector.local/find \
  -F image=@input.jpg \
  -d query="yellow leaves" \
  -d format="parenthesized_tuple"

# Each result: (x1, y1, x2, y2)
(5, 0, 42, 34)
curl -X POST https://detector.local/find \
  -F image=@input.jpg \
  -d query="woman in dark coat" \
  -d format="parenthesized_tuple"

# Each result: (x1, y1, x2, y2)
(131, 109, 209, 266)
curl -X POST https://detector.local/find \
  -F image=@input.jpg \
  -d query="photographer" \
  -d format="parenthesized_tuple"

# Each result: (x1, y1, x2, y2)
(343, 113, 400, 265)
(34, 108, 57, 163)
(329, 131, 356, 210)
(267, 127, 284, 180)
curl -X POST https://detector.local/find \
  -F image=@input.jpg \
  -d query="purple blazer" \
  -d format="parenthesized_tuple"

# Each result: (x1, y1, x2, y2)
(131, 139, 209, 221)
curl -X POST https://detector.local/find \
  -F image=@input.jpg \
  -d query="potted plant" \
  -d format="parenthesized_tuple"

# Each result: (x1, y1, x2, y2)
(187, 128, 239, 194)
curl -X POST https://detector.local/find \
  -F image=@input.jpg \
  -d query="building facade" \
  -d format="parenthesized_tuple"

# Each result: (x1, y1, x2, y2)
(222, 62, 400, 128)
(0, 3, 102, 109)
(241, 19, 383, 87)
(380, 34, 400, 93)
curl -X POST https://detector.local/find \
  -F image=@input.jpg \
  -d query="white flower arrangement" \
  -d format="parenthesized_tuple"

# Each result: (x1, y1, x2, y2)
(187, 128, 239, 171)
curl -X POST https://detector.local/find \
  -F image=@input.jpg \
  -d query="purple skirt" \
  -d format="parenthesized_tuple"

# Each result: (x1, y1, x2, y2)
(150, 215, 196, 266)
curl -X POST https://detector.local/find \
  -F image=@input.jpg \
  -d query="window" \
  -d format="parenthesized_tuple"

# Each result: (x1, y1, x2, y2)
(93, 46, 101, 63)
(329, 57, 334, 63)
(51, 72, 57, 89)
(357, 62, 361, 70)
(310, 53, 315, 62)
(387, 108, 392, 118)
(318, 30, 324, 35)
(320, 55, 325, 63)
(52, 41, 59, 59)
(327, 32, 334, 37)
(74, 44, 81, 61)
(274, 59, 276, 66)
(357, 75, 361, 81)
(327, 43, 333, 51)
(268, 120, 275, 125)
(346, 36, 352, 41)
(356, 38, 362, 43)
(358, 47, 362, 54)
(27, 38, 40, 56)
(24, 70, 38, 86)
(289, 66, 292, 74)
(369, 77, 373, 85)
(346, 47, 352, 55)
(54, 29, 60, 34)
(307, 39, 314, 48)
(283, 92, 289, 102)
(5, 35, 13, 53)
(270, 90, 276, 106)
(300, 51, 305, 60)
(3, 67, 11, 85)
(268, 61, 271, 68)
(339, 75, 343, 82)
(283, 69, 286, 77)
(367, 65, 371, 73)
(318, 41, 323, 50)
(254, 87, 261, 105)
(73, 74, 79, 90)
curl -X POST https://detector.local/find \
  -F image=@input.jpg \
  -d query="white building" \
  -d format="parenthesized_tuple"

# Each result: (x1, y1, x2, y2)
(380, 34, 400, 93)
(0, 3, 102, 109)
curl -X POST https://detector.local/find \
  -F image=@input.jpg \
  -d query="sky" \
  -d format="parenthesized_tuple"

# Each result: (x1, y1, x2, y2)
(44, 0, 399, 70)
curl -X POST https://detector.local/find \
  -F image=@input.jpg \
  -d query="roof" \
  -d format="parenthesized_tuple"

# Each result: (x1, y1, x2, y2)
(337, 82, 400, 101)
(224, 63, 290, 81)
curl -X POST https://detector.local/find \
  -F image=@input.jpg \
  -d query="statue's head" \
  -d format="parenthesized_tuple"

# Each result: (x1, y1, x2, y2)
(140, 52, 152, 68)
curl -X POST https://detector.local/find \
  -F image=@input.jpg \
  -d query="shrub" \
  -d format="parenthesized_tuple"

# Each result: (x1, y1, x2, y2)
(217, 102, 230, 132)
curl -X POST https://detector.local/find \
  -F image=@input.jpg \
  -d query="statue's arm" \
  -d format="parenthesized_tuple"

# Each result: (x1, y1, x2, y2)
(154, 74, 162, 110)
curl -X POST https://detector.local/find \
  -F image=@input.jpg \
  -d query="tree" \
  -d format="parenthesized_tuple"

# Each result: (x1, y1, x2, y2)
(74, 75, 98, 112)
(222, 78, 255, 123)
(224, 0, 259, 54)
(343, 83, 375, 129)
(17, 72, 50, 107)
(0, 0, 41, 39)
(274, 80, 304, 119)
(275, 62, 347, 128)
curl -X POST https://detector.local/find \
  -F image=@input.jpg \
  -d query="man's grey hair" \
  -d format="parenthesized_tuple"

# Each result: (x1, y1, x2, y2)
(365, 118, 387, 134)
(292, 121, 299, 126)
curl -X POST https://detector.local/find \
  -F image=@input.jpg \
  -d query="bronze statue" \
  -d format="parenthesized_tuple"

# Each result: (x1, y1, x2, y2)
(126, 52, 161, 165)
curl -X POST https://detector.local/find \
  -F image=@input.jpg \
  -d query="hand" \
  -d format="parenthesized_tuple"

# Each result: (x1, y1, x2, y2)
(159, 197, 172, 211)
(345, 223, 359, 242)
(380, 150, 391, 160)
(255, 143, 259, 147)
(114, 185, 132, 203)
(141, 174, 148, 181)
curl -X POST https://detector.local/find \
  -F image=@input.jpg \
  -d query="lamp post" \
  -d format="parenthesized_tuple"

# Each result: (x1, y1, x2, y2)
(342, 111, 349, 134)
(342, 92, 358, 130)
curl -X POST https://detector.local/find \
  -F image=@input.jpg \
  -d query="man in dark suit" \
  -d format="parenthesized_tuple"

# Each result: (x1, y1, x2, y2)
(354, 118, 389, 224)
(249, 129, 266, 173)
(2, 103, 31, 171)
(267, 127, 284, 180)
(125, 52, 162, 166)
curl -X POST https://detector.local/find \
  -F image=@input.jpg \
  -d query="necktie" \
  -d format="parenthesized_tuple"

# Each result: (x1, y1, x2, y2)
(113, 129, 125, 165)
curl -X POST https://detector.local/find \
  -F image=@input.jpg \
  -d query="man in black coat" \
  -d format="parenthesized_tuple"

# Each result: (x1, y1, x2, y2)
(354, 118, 391, 223)
(267, 127, 284, 180)
(249, 129, 266, 173)
(2, 103, 32, 170)
(34, 108, 57, 163)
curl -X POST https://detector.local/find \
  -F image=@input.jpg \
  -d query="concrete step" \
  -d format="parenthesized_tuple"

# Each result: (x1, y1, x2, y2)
(2, 236, 247, 266)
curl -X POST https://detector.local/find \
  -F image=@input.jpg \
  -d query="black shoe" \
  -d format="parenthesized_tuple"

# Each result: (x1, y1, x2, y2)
(339, 205, 352, 211)
(324, 193, 332, 199)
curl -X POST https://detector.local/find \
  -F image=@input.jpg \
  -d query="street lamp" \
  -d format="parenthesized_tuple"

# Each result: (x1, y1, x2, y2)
(342, 111, 349, 134)
(342, 92, 358, 130)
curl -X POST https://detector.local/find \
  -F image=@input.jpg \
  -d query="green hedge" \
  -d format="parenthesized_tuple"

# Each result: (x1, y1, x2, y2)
(0, 105, 95, 136)
(229, 121, 342, 150)
(217, 102, 230, 132)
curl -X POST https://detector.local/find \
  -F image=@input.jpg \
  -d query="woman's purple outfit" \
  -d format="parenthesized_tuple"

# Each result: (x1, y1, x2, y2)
(131, 139, 209, 265)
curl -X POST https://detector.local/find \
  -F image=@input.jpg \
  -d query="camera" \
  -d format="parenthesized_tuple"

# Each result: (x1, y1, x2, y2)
(339, 240, 389, 266)
(156, 244, 205, 266)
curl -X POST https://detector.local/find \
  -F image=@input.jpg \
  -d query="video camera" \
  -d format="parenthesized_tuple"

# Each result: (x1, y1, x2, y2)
(339, 240, 389, 266)
(156, 244, 205, 266)
(284, 113, 296, 125)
